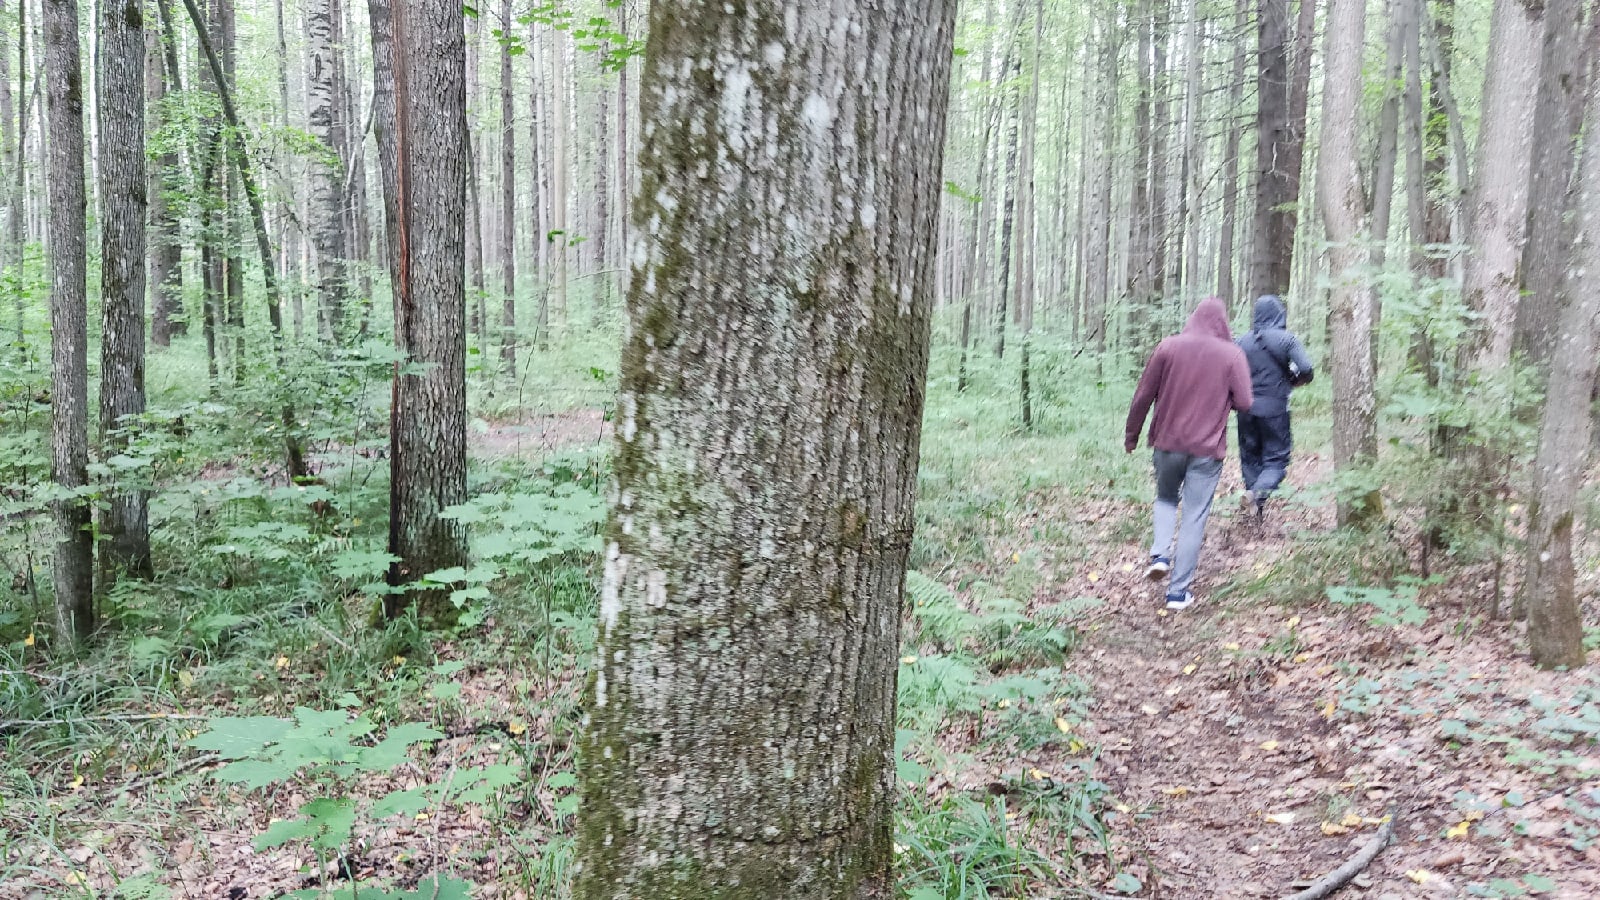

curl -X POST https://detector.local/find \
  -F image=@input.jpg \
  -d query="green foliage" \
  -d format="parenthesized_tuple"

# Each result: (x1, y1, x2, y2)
(1326, 578, 1431, 628)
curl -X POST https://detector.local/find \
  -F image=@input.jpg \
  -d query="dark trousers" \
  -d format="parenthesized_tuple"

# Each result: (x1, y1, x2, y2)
(1238, 410, 1293, 497)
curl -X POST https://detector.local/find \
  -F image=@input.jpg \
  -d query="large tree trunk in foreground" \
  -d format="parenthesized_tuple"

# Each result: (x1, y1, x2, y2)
(575, 0, 959, 895)
(46, 0, 93, 642)
(381, 0, 469, 622)
(98, 0, 151, 581)
(1521, 25, 1600, 672)
(1319, 0, 1380, 528)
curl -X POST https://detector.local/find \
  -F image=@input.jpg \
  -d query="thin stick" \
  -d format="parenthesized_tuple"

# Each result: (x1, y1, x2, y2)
(1283, 811, 1398, 900)
(1, 712, 207, 730)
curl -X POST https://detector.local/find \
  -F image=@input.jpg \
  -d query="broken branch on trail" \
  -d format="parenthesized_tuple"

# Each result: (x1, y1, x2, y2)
(1283, 810, 1398, 900)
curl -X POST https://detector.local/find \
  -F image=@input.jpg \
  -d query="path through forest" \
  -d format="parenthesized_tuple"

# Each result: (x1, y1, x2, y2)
(1039, 455, 1600, 899)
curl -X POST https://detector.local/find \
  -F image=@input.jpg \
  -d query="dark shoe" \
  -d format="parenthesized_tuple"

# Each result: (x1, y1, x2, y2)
(1145, 556, 1172, 581)
(1165, 591, 1196, 611)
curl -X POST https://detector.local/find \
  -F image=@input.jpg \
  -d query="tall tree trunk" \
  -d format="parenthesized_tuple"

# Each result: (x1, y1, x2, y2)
(381, 0, 469, 623)
(547, 25, 568, 333)
(575, 0, 959, 893)
(498, 0, 516, 377)
(1217, 0, 1248, 304)
(594, 40, 612, 321)
(1086, 15, 1120, 359)
(1521, 25, 1600, 669)
(367, 0, 398, 306)
(1319, 0, 1381, 528)
(97, 0, 150, 581)
(1019, 0, 1043, 428)
(1513, 0, 1586, 372)
(1367, 0, 1407, 368)
(306, 0, 349, 341)
(46, 0, 93, 642)
(1176, 0, 1203, 295)
(220, 0, 243, 374)
(993, 4, 1022, 361)
(1126, 0, 1154, 343)
(1460, 0, 1543, 376)
(2, 0, 18, 356)
(465, 11, 486, 340)
(1250, 0, 1315, 299)
(148, 0, 183, 348)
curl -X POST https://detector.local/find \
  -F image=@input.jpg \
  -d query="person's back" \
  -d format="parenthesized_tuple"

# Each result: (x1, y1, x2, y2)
(1125, 297, 1252, 611)
(1235, 295, 1314, 516)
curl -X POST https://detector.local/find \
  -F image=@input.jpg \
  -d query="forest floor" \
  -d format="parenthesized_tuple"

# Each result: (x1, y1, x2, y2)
(6, 401, 1600, 899)
(972, 453, 1600, 899)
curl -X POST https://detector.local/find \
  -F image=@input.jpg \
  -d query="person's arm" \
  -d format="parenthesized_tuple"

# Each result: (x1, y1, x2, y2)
(1229, 349, 1254, 413)
(1125, 349, 1166, 452)
(1286, 334, 1315, 387)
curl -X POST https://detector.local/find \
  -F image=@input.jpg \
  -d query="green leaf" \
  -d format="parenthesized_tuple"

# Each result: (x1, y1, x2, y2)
(1522, 874, 1558, 894)
(359, 722, 445, 770)
(303, 797, 357, 850)
(187, 716, 294, 759)
(1111, 872, 1143, 894)
(255, 816, 318, 850)
(215, 758, 299, 790)
(546, 770, 578, 789)
(373, 786, 433, 818)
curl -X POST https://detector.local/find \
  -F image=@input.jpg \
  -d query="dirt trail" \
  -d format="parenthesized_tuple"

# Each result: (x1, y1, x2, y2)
(1058, 454, 1600, 899)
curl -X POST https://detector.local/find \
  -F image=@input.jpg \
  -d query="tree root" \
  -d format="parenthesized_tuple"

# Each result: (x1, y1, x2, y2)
(1283, 810, 1398, 900)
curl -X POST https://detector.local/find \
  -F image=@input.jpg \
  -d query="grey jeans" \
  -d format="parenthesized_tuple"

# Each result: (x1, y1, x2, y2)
(1150, 449, 1224, 596)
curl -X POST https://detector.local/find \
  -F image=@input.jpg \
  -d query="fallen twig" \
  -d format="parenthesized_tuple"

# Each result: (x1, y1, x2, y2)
(1283, 810, 1398, 900)
(0, 712, 207, 731)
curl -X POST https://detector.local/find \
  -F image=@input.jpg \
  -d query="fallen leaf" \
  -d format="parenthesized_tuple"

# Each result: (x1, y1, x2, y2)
(1264, 812, 1296, 824)
(1160, 785, 1191, 797)
(1292, 653, 1310, 664)
(1011, 552, 1021, 563)
(1340, 812, 1363, 828)
(1406, 870, 1433, 884)
(23, 633, 34, 647)
(1259, 740, 1279, 751)
(70, 775, 84, 790)
(1157, 610, 1169, 618)
(1087, 571, 1100, 583)
(1121, 563, 1133, 572)
(275, 655, 290, 670)
(1224, 642, 1241, 651)
(1321, 700, 1336, 719)
(1445, 821, 1471, 840)
(1182, 664, 1197, 675)
(1140, 703, 1161, 716)
(178, 670, 195, 689)
(507, 720, 528, 736)
(414, 812, 430, 822)
(901, 655, 917, 665)
(1028, 768, 1047, 781)
(1321, 821, 1351, 836)
(997, 698, 1012, 709)
(1287, 616, 1301, 628)
(1054, 717, 1072, 734)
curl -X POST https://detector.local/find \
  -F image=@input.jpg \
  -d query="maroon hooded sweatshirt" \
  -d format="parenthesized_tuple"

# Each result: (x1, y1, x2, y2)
(1124, 297, 1253, 461)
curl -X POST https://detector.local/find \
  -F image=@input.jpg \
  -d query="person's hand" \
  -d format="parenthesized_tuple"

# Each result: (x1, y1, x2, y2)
(1124, 439, 1136, 454)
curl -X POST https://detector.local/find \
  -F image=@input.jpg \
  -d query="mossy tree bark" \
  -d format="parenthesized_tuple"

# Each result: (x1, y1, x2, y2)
(45, 0, 93, 643)
(574, 1, 957, 896)
(1521, 26, 1600, 671)
(97, 0, 151, 582)
(380, 0, 469, 624)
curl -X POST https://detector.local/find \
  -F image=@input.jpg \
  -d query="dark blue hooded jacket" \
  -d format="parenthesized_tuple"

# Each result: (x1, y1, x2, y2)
(1237, 295, 1314, 418)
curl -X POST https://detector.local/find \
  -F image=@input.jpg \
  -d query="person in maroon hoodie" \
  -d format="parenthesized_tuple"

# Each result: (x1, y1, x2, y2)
(1124, 296, 1253, 610)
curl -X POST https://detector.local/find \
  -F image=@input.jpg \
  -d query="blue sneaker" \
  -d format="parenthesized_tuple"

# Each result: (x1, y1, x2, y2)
(1165, 591, 1196, 611)
(1144, 556, 1171, 581)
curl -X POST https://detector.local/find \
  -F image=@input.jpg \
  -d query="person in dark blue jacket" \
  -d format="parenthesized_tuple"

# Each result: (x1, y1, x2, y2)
(1236, 295, 1314, 520)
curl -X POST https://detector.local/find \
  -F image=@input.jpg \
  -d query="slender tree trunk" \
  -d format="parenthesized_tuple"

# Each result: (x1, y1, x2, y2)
(46, 0, 93, 642)
(548, 25, 568, 332)
(220, 0, 244, 374)
(1368, 0, 1406, 365)
(1126, 0, 1154, 343)
(1019, 0, 1043, 428)
(465, 12, 486, 340)
(594, 40, 612, 321)
(2, 0, 18, 356)
(1176, 0, 1203, 295)
(1086, 16, 1120, 359)
(616, 3, 629, 283)
(367, 0, 398, 306)
(381, 0, 469, 623)
(1217, 0, 1248, 304)
(992, 10, 1022, 361)
(1513, 0, 1586, 371)
(148, 0, 183, 348)
(1319, 0, 1381, 528)
(498, 0, 516, 376)
(306, 0, 349, 341)
(576, 1, 958, 892)
(97, 0, 150, 581)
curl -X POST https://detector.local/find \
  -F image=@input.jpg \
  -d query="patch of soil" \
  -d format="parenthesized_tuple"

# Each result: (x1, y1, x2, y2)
(470, 409, 610, 462)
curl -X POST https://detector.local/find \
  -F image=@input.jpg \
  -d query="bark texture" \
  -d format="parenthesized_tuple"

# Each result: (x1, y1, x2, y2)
(306, 0, 350, 340)
(1318, 0, 1380, 527)
(1250, 0, 1315, 299)
(574, 0, 959, 895)
(46, 0, 93, 641)
(498, 0, 517, 375)
(97, 0, 150, 581)
(1521, 25, 1600, 672)
(383, 0, 470, 621)
(1460, 0, 1543, 375)
(147, 1, 184, 348)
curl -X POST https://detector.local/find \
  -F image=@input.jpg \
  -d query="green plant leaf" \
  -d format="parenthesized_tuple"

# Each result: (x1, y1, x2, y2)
(187, 716, 294, 759)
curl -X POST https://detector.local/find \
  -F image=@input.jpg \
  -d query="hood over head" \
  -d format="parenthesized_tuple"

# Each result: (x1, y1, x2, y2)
(1183, 296, 1233, 342)
(1252, 295, 1288, 331)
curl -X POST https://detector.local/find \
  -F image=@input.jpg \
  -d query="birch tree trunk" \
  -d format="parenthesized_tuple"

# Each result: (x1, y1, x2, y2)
(382, 0, 469, 623)
(306, 0, 350, 341)
(548, 25, 568, 332)
(1521, 33, 1600, 669)
(1, 0, 14, 354)
(575, 0, 959, 894)
(97, 0, 150, 581)
(1318, 0, 1381, 527)
(149, 0, 183, 347)
(498, 0, 516, 376)
(45, 0, 93, 642)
